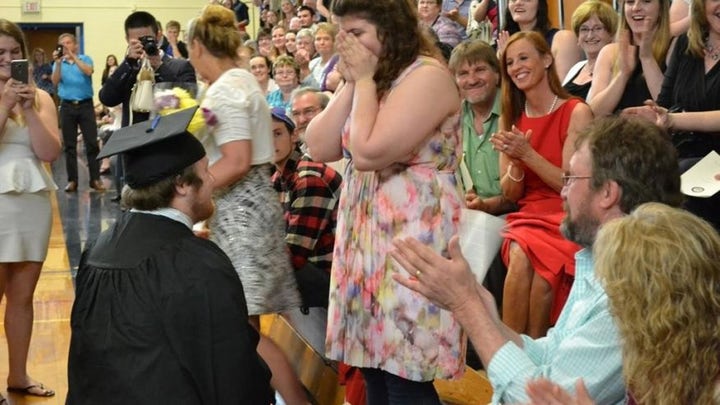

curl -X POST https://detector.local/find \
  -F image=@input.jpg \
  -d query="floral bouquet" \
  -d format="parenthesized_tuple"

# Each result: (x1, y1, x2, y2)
(153, 82, 206, 136)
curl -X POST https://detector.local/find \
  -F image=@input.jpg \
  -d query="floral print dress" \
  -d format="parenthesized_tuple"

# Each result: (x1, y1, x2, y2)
(325, 57, 466, 382)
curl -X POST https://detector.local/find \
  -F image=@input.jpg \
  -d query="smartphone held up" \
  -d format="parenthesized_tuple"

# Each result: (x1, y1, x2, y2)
(11, 59, 29, 84)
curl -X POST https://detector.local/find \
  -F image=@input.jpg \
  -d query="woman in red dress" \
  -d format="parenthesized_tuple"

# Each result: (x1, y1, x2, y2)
(490, 31, 593, 338)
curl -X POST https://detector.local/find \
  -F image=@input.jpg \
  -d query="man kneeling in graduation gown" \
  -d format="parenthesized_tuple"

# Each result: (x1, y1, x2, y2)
(67, 108, 274, 404)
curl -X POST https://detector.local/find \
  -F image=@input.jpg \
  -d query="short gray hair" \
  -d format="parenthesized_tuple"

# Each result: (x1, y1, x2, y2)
(290, 87, 329, 109)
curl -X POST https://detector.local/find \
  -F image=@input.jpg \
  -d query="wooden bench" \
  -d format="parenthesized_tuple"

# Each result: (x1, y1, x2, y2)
(262, 310, 494, 405)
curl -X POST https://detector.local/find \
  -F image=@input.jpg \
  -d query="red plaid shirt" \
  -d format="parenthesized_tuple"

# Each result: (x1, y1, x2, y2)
(272, 148, 343, 273)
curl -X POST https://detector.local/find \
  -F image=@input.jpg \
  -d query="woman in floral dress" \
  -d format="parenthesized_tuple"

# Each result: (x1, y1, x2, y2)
(305, 0, 465, 403)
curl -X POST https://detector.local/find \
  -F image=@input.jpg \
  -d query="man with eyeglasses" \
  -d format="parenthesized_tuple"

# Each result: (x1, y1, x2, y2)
(289, 87, 327, 144)
(391, 117, 683, 404)
(290, 87, 347, 175)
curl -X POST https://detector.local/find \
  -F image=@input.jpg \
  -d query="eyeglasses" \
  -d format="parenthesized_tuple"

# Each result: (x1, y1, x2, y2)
(290, 106, 320, 118)
(561, 173, 592, 186)
(578, 26, 606, 35)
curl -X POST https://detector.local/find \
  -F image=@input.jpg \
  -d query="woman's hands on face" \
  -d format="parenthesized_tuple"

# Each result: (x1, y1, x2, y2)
(335, 31, 378, 82)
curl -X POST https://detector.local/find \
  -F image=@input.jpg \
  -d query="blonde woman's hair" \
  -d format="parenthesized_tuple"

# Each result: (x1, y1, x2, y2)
(272, 54, 300, 77)
(687, 0, 709, 58)
(595, 203, 720, 404)
(314, 22, 337, 40)
(187, 4, 241, 60)
(570, 0, 619, 38)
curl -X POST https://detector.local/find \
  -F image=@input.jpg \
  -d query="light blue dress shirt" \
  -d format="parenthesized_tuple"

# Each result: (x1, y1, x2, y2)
(487, 249, 626, 404)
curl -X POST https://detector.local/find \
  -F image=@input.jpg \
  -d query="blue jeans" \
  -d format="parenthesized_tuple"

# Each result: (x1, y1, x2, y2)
(360, 368, 441, 405)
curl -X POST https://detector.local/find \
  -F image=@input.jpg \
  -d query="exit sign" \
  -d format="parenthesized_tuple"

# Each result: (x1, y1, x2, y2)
(23, 0, 41, 13)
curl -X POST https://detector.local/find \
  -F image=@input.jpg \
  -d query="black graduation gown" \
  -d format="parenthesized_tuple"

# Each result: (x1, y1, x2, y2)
(67, 212, 273, 405)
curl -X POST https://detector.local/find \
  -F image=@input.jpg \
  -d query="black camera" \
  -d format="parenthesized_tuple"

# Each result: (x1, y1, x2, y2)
(55, 44, 63, 57)
(139, 35, 158, 56)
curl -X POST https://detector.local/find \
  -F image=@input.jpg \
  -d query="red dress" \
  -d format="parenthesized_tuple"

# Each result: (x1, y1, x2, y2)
(501, 98, 582, 323)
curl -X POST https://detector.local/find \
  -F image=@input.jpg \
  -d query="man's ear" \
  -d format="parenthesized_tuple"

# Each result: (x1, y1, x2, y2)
(598, 180, 622, 210)
(174, 177, 192, 197)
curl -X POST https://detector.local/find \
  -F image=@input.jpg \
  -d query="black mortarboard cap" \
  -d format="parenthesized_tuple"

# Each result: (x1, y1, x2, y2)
(97, 107, 206, 188)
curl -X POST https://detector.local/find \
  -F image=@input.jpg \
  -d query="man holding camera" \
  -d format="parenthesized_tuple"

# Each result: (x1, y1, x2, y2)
(52, 33, 104, 193)
(99, 11, 196, 200)
(100, 11, 195, 127)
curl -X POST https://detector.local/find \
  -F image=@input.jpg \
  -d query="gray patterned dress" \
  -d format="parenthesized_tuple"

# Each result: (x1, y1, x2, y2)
(201, 68, 300, 315)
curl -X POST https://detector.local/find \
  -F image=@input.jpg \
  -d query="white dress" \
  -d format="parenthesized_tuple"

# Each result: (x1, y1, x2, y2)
(0, 118, 57, 262)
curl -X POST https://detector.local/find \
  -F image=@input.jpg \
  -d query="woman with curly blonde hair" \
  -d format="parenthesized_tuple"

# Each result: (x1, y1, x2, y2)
(595, 202, 720, 404)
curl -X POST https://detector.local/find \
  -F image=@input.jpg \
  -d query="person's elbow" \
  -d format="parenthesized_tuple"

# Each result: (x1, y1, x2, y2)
(501, 185, 522, 203)
(36, 140, 62, 162)
(232, 160, 252, 181)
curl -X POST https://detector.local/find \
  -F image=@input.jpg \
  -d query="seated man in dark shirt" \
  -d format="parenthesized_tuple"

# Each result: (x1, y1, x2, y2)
(67, 109, 273, 405)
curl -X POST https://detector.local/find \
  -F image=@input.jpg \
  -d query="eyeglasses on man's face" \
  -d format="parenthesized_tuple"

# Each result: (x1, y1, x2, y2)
(561, 172, 592, 186)
(290, 106, 320, 119)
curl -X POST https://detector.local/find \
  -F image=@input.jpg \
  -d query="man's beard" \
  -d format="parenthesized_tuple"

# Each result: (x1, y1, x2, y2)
(560, 204, 600, 248)
(193, 199, 215, 223)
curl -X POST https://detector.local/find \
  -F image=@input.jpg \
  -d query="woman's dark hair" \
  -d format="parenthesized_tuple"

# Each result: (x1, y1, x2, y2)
(331, 0, 440, 99)
(251, 54, 274, 78)
(502, 0, 552, 35)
